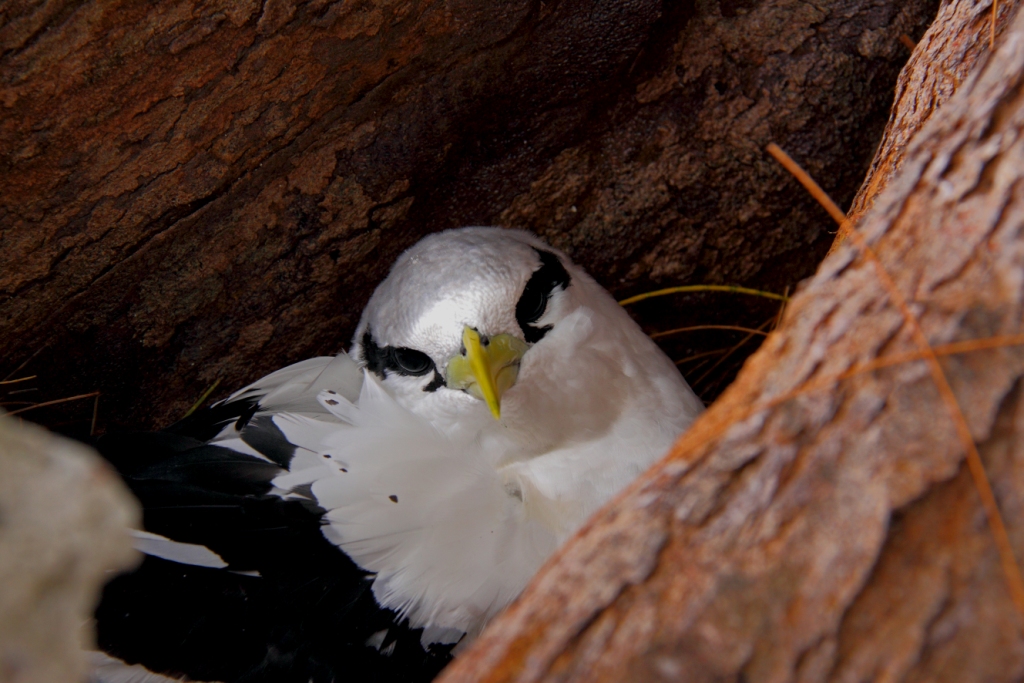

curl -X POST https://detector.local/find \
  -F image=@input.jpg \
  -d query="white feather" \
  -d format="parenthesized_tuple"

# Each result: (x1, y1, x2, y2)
(210, 437, 273, 463)
(296, 373, 555, 636)
(130, 530, 228, 569)
(222, 353, 363, 416)
(88, 651, 209, 682)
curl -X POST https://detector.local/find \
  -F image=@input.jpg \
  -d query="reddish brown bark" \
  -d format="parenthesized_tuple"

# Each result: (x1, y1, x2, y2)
(438, 1, 1024, 681)
(844, 0, 1018, 228)
(0, 0, 936, 433)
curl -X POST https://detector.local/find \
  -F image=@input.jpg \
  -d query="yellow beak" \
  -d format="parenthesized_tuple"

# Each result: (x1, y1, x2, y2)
(446, 327, 528, 419)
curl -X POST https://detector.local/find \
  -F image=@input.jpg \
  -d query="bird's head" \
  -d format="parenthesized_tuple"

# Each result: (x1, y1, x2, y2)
(351, 227, 604, 433)
(348, 227, 703, 459)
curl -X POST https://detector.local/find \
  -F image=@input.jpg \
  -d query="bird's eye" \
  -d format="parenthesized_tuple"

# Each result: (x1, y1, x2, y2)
(391, 347, 434, 376)
(517, 287, 547, 324)
(515, 249, 571, 343)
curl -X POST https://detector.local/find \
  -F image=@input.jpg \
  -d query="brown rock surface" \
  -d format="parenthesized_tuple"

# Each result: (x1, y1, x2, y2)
(0, 0, 937, 432)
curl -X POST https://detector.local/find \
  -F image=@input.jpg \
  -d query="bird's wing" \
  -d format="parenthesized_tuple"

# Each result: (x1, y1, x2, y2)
(223, 353, 363, 414)
(272, 373, 558, 638)
(164, 354, 364, 444)
(94, 355, 454, 683)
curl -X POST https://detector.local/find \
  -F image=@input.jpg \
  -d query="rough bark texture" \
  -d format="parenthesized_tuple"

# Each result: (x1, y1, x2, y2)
(438, 2, 1024, 682)
(0, 413, 139, 683)
(844, 0, 1018, 226)
(0, 0, 936, 433)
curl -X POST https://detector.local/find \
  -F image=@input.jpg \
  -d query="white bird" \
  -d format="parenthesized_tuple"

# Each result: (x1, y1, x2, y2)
(93, 227, 704, 683)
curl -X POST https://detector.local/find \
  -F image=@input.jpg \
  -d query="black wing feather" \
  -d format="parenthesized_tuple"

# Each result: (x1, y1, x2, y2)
(95, 402, 455, 683)
(239, 415, 297, 468)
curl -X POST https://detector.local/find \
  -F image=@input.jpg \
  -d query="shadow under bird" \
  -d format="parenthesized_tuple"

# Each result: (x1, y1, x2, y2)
(91, 227, 705, 683)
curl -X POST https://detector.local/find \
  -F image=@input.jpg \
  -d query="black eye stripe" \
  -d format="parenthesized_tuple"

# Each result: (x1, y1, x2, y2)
(361, 330, 389, 376)
(515, 249, 571, 343)
(361, 329, 439, 386)
(423, 371, 445, 392)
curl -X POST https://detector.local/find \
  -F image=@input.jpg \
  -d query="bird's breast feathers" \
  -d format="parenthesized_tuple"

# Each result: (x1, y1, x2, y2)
(251, 356, 691, 640)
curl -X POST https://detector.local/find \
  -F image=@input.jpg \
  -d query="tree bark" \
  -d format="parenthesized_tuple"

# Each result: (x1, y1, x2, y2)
(437, 2, 1024, 682)
(842, 0, 1019, 234)
(0, 0, 936, 433)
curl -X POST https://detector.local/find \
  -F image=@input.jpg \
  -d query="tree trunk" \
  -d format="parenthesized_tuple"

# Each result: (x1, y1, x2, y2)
(840, 0, 1016, 240)
(438, 2, 1024, 682)
(1, 0, 936, 433)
